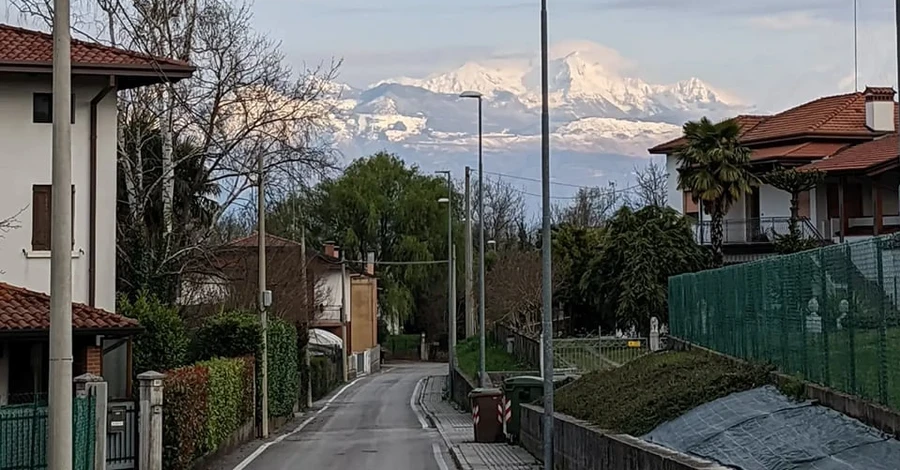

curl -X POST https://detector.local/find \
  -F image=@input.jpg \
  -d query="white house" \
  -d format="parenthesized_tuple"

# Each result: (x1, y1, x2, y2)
(650, 87, 900, 263)
(0, 24, 193, 402)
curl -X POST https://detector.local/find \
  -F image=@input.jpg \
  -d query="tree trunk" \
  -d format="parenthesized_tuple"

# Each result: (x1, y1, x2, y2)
(160, 85, 174, 236)
(789, 192, 800, 236)
(711, 208, 725, 267)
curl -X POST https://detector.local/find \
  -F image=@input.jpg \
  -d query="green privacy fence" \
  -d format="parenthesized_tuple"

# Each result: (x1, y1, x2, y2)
(669, 233, 900, 410)
(0, 396, 96, 470)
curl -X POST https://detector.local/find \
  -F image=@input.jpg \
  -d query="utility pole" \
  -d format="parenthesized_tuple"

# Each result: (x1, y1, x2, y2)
(301, 223, 312, 409)
(258, 156, 269, 438)
(340, 250, 349, 382)
(49, 0, 73, 467)
(540, 0, 555, 468)
(464, 167, 474, 338)
(451, 244, 457, 363)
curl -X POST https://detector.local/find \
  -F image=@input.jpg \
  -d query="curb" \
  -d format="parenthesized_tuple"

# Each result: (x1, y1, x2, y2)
(417, 376, 471, 470)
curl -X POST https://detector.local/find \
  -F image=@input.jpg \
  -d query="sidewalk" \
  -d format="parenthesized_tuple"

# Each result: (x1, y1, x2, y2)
(420, 375, 540, 470)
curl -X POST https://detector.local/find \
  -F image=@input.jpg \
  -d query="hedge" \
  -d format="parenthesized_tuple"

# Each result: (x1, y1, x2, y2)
(119, 292, 189, 375)
(310, 354, 341, 401)
(193, 311, 299, 419)
(162, 356, 254, 470)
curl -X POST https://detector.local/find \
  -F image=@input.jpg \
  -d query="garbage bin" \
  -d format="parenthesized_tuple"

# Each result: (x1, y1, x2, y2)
(502, 376, 545, 443)
(468, 388, 505, 443)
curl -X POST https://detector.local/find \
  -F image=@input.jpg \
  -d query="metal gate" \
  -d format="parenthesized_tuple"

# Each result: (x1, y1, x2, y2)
(106, 400, 138, 470)
(554, 336, 650, 373)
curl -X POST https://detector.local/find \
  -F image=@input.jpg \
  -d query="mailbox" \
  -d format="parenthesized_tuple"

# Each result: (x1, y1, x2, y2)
(108, 407, 126, 433)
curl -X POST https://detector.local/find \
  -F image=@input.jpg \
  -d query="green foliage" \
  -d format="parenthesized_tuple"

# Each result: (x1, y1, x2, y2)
(200, 358, 244, 453)
(266, 318, 299, 417)
(192, 311, 262, 361)
(675, 117, 758, 266)
(269, 152, 462, 329)
(310, 355, 342, 400)
(455, 336, 527, 378)
(163, 365, 209, 470)
(555, 349, 771, 436)
(774, 231, 821, 254)
(119, 292, 189, 374)
(553, 224, 606, 332)
(580, 206, 710, 333)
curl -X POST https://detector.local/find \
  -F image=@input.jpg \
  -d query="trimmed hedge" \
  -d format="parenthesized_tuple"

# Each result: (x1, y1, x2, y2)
(193, 311, 299, 419)
(162, 356, 254, 470)
(310, 353, 342, 400)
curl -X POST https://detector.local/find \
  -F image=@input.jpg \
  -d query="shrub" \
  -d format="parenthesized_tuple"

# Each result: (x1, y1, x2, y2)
(310, 355, 340, 400)
(266, 318, 298, 417)
(200, 358, 245, 453)
(119, 292, 189, 374)
(163, 365, 209, 470)
(192, 311, 262, 361)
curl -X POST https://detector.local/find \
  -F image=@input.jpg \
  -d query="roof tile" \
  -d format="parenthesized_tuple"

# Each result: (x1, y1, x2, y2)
(802, 135, 899, 172)
(648, 115, 770, 154)
(0, 23, 191, 70)
(0, 282, 138, 332)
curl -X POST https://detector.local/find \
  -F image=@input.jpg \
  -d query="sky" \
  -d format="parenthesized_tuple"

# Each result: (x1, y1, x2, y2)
(251, 0, 898, 113)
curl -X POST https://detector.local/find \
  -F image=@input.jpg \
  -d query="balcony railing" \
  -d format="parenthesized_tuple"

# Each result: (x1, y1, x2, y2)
(692, 217, 823, 245)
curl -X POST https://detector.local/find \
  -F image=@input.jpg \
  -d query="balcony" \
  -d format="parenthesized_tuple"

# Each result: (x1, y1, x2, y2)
(692, 217, 823, 245)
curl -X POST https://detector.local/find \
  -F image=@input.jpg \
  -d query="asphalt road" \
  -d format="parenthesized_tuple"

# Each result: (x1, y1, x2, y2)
(234, 362, 451, 470)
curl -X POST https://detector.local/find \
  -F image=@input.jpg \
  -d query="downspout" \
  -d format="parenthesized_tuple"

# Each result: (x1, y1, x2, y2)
(89, 77, 116, 308)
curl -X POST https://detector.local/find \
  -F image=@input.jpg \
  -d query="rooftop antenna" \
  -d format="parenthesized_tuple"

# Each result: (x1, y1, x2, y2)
(854, 0, 859, 91)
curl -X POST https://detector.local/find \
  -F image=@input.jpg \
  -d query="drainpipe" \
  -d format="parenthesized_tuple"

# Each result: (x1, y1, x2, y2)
(89, 77, 116, 308)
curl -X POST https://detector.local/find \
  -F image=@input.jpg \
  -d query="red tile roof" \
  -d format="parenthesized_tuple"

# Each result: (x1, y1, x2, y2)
(801, 135, 899, 173)
(751, 142, 849, 162)
(647, 115, 769, 154)
(0, 24, 193, 73)
(227, 232, 302, 248)
(0, 282, 139, 332)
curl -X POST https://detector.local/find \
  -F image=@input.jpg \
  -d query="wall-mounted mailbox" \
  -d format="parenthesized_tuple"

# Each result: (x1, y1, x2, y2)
(108, 407, 126, 433)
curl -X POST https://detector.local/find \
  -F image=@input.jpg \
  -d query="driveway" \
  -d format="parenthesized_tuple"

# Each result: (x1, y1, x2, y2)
(230, 362, 452, 470)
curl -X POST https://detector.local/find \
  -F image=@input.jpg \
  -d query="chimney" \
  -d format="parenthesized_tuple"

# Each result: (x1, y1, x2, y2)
(366, 252, 375, 275)
(864, 87, 895, 132)
(323, 241, 335, 258)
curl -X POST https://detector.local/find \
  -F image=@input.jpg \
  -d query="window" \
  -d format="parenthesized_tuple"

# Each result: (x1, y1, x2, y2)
(32, 93, 75, 124)
(31, 185, 75, 251)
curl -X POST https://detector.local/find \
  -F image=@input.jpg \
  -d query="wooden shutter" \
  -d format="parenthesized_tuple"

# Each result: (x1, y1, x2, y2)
(31, 185, 75, 251)
(32, 185, 51, 250)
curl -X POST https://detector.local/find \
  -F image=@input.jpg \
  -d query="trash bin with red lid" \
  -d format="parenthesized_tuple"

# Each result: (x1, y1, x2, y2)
(468, 388, 505, 443)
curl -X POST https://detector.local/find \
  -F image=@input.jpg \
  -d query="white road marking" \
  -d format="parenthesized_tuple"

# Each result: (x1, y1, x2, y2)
(410, 377, 430, 429)
(432, 443, 451, 470)
(232, 377, 364, 470)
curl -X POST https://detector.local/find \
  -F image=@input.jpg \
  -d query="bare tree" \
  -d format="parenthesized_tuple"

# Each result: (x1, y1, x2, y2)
(474, 177, 526, 249)
(484, 250, 562, 336)
(13, 0, 341, 300)
(558, 184, 622, 228)
(630, 160, 668, 208)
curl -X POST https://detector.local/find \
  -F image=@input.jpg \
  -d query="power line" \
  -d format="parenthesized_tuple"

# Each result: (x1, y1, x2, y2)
(485, 170, 641, 195)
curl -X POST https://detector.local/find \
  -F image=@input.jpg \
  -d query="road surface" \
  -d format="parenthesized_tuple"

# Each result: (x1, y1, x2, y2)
(234, 362, 452, 470)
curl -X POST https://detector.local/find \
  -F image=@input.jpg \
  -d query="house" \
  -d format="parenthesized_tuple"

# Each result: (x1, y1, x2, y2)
(179, 234, 380, 358)
(0, 24, 193, 398)
(650, 87, 900, 263)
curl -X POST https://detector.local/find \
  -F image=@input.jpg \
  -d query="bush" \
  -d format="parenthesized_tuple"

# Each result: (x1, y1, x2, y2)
(119, 292, 189, 374)
(266, 318, 298, 417)
(192, 311, 262, 361)
(162, 357, 254, 470)
(310, 355, 340, 400)
(163, 365, 209, 470)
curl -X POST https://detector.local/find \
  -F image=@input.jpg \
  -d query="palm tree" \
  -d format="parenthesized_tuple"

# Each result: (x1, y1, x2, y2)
(676, 117, 757, 267)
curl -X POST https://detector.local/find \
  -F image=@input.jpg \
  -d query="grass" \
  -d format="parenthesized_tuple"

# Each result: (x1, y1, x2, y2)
(554, 349, 771, 436)
(455, 336, 528, 379)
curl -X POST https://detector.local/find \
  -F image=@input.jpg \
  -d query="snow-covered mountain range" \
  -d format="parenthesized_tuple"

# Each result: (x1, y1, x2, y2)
(324, 41, 748, 191)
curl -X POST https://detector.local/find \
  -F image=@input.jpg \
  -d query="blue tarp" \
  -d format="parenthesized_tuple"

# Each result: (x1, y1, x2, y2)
(643, 385, 900, 470)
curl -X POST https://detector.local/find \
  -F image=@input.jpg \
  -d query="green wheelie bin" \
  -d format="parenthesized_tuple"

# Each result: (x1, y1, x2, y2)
(502, 376, 544, 443)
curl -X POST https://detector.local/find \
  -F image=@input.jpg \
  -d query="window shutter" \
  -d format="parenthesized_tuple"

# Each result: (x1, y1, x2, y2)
(32, 185, 51, 251)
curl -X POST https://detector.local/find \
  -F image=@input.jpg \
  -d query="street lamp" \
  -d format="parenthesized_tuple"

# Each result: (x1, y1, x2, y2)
(436, 172, 455, 389)
(459, 90, 487, 386)
(487, 240, 496, 251)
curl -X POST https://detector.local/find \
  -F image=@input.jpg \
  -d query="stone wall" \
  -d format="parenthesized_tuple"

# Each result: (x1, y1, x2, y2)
(519, 405, 724, 470)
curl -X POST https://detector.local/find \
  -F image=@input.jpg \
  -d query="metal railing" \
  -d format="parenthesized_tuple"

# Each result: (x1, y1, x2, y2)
(692, 216, 823, 245)
(554, 337, 650, 373)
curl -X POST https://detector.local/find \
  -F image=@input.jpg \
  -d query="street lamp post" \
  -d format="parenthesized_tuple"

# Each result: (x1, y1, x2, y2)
(437, 170, 455, 391)
(459, 91, 486, 386)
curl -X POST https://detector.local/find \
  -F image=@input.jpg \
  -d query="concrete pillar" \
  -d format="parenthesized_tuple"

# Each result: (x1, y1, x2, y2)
(75, 373, 107, 470)
(420, 333, 427, 361)
(138, 371, 165, 470)
(650, 317, 660, 352)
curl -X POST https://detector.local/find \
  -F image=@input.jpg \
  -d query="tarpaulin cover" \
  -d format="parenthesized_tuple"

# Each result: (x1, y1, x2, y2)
(643, 385, 900, 470)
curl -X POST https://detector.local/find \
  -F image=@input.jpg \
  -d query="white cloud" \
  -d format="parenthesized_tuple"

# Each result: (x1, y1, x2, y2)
(747, 12, 832, 30)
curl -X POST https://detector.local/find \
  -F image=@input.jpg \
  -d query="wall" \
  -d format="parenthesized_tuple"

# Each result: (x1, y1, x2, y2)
(0, 76, 117, 312)
(519, 404, 724, 470)
(666, 155, 683, 213)
(318, 269, 346, 323)
(350, 276, 377, 353)
(758, 185, 791, 219)
(450, 365, 477, 411)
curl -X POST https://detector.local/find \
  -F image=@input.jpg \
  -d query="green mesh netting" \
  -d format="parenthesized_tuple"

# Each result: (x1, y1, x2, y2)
(670, 233, 900, 409)
(0, 395, 96, 470)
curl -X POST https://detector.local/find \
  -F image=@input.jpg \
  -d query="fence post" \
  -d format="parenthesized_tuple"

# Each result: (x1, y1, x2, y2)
(138, 371, 166, 470)
(420, 333, 427, 361)
(75, 373, 107, 470)
(649, 318, 660, 352)
(876, 240, 889, 405)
